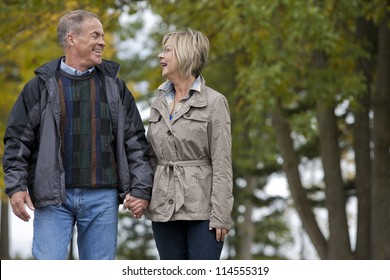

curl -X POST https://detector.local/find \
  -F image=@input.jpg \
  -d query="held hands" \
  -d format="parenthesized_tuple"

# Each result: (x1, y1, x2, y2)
(122, 193, 149, 219)
(10, 191, 35, 222)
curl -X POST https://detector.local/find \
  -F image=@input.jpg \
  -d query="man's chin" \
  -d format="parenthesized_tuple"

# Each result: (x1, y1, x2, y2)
(91, 55, 103, 66)
(95, 58, 103, 65)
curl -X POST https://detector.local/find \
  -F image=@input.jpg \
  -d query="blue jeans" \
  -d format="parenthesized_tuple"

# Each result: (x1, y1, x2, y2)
(152, 220, 224, 260)
(32, 188, 119, 260)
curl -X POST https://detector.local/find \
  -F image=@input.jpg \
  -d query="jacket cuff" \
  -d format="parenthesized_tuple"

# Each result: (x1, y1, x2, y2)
(5, 185, 28, 198)
(130, 188, 152, 201)
(209, 219, 232, 231)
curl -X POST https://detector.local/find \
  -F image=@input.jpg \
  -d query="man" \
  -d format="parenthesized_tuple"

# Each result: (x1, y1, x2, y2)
(3, 10, 153, 260)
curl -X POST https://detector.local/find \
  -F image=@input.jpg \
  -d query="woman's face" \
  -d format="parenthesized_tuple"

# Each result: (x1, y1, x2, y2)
(158, 38, 177, 79)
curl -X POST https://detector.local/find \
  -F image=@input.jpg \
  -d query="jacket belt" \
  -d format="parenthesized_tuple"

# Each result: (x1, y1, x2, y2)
(157, 159, 211, 210)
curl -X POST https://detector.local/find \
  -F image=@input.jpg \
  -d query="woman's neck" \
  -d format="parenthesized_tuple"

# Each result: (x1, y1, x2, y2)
(171, 75, 196, 101)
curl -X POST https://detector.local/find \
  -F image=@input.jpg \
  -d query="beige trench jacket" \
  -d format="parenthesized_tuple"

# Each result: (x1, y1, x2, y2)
(145, 78, 233, 230)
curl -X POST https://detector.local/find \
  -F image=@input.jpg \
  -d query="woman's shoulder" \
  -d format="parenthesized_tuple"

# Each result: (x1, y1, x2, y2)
(203, 85, 228, 105)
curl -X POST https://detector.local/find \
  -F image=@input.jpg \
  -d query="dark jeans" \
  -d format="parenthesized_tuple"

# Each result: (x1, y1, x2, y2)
(152, 220, 224, 260)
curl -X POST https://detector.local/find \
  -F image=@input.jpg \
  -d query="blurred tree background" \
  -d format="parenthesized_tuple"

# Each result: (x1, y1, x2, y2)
(0, 0, 389, 260)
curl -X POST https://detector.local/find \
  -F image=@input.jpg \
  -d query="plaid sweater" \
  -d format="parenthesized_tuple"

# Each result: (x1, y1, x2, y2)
(58, 70, 118, 188)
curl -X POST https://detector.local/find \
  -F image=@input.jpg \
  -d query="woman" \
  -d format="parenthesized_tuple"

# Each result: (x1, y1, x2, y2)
(145, 28, 233, 260)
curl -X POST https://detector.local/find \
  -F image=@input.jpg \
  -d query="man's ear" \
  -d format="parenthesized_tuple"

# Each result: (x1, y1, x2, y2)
(67, 33, 76, 47)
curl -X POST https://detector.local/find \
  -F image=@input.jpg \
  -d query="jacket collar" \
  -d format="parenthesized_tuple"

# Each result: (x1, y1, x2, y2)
(153, 76, 208, 112)
(34, 56, 120, 80)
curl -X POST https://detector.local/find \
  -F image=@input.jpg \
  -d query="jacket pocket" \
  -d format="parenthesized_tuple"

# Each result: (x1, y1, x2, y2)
(182, 110, 209, 122)
(148, 168, 169, 213)
(147, 110, 170, 160)
(176, 111, 209, 158)
(183, 166, 212, 214)
(148, 111, 162, 123)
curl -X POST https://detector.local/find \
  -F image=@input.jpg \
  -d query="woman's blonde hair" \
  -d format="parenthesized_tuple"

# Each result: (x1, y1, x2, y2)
(162, 28, 209, 78)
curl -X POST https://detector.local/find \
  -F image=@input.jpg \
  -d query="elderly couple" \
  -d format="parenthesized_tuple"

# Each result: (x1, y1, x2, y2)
(3, 10, 233, 260)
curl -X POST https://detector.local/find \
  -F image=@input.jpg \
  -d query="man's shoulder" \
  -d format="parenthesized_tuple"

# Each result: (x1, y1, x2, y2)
(34, 57, 62, 77)
(97, 59, 120, 78)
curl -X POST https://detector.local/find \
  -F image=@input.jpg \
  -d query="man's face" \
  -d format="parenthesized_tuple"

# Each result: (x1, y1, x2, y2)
(69, 17, 105, 71)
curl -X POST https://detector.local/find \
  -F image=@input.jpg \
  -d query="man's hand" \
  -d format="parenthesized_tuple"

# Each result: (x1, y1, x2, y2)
(122, 194, 149, 219)
(10, 191, 35, 222)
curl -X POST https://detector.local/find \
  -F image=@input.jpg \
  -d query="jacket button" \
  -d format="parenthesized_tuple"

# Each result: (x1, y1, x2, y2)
(168, 199, 174, 204)
(167, 130, 172, 136)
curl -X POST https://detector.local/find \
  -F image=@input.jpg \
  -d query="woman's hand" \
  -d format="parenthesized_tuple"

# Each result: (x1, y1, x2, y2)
(212, 227, 230, 242)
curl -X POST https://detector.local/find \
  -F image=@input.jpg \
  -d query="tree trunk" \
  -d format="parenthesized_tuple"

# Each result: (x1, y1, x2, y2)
(271, 102, 327, 259)
(353, 16, 375, 260)
(371, 9, 390, 260)
(0, 199, 10, 259)
(236, 175, 255, 260)
(316, 100, 353, 259)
